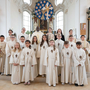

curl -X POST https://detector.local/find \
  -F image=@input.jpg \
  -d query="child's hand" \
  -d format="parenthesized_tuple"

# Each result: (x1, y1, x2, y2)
(84, 48, 86, 51)
(32, 65, 33, 67)
(13, 63, 16, 66)
(78, 64, 81, 66)
(9, 55, 11, 57)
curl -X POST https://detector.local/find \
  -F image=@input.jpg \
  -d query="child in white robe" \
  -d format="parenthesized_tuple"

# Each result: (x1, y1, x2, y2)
(73, 41, 88, 86)
(44, 39, 59, 87)
(20, 40, 37, 85)
(31, 36, 39, 77)
(55, 34, 64, 76)
(10, 42, 22, 85)
(19, 36, 26, 82)
(69, 35, 76, 50)
(81, 35, 90, 72)
(66, 29, 76, 43)
(44, 40, 60, 87)
(68, 35, 76, 84)
(61, 41, 73, 85)
(19, 36, 26, 49)
(4, 34, 16, 76)
(6, 29, 17, 42)
(38, 35, 48, 76)
(0, 35, 6, 75)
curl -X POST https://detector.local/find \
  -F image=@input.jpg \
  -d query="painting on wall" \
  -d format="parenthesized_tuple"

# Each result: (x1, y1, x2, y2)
(80, 23, 86, 35)
(39, 20, 47, 30)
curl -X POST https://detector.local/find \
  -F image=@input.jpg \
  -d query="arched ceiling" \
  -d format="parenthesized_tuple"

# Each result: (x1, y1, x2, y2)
(13, 0, 64, 13)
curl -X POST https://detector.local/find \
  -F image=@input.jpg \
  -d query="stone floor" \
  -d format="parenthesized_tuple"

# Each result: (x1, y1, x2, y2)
(0, 75, 90, 90)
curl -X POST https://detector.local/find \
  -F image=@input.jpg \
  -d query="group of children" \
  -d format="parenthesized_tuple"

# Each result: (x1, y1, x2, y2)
(0, 28, 89, 87)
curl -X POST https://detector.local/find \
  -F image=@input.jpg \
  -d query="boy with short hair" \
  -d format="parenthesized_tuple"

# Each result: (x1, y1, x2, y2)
(61, 41, 73, 85)
(19, 36, 25, 49)
(73, 41, 88, 86)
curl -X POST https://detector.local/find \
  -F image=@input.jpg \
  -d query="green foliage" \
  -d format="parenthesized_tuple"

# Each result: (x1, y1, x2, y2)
(26, 31, 31, 35)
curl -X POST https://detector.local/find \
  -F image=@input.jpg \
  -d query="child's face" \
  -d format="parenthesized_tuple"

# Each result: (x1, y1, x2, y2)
(48, 28, 52, 33)
(81, 36, 85, 41)
(76, 45, 81, 49)
(0, 37, 4, 42)
(20, 37, 25, 43)
(9, 31, 12, 36)
(64, 44, 69, 48)
(15, 43, 20, 49)
(69, 31, 73, 35)
(43, 36, 46, 41)
(10, 36, 15, 41)
(49, 41, 55, 46)
(57, 35, 61, 39)
(69, 37, 74, 42)
(33, 37, 37, 42)
(25, 42, 30, 47)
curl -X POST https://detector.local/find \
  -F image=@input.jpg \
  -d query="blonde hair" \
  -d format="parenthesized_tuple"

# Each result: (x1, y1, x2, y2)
(13, 42, 22, 52)
(57, 33, 61, 37)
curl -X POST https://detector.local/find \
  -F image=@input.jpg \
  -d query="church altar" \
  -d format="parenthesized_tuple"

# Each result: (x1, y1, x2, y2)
(32, 0, 55, 34)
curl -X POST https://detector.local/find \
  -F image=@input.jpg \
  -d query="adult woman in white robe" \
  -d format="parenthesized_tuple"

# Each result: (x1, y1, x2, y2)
(44, 40, 59, 87)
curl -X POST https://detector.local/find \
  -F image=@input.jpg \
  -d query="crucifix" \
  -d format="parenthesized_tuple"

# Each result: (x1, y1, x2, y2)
(41, 2, 53, 30)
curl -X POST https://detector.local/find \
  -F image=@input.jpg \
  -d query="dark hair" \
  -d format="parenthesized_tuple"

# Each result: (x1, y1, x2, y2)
(8, 29, 13, 33)
(25, 40, 31, 49)
(32, 36, 38, 45)
(69, 29, 73, 32)
(0, 35, 5, 38)
(57, 29, 63, 35)
(10, 33, 16, 37)
(69, 35, 73, 38)
(80, 35, 85, 38)
(76, 41, 82, 45)
(64, 41, 69, 45)
(20, 36, 25, 39)
(40, 35, 48, 47)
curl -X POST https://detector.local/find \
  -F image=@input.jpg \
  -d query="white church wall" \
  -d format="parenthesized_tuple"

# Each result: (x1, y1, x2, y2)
(0, 0, 7, 37)
(10, 0, 23, 37)
(64, 0, 90, 39)
(0, 0, 23, 38)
